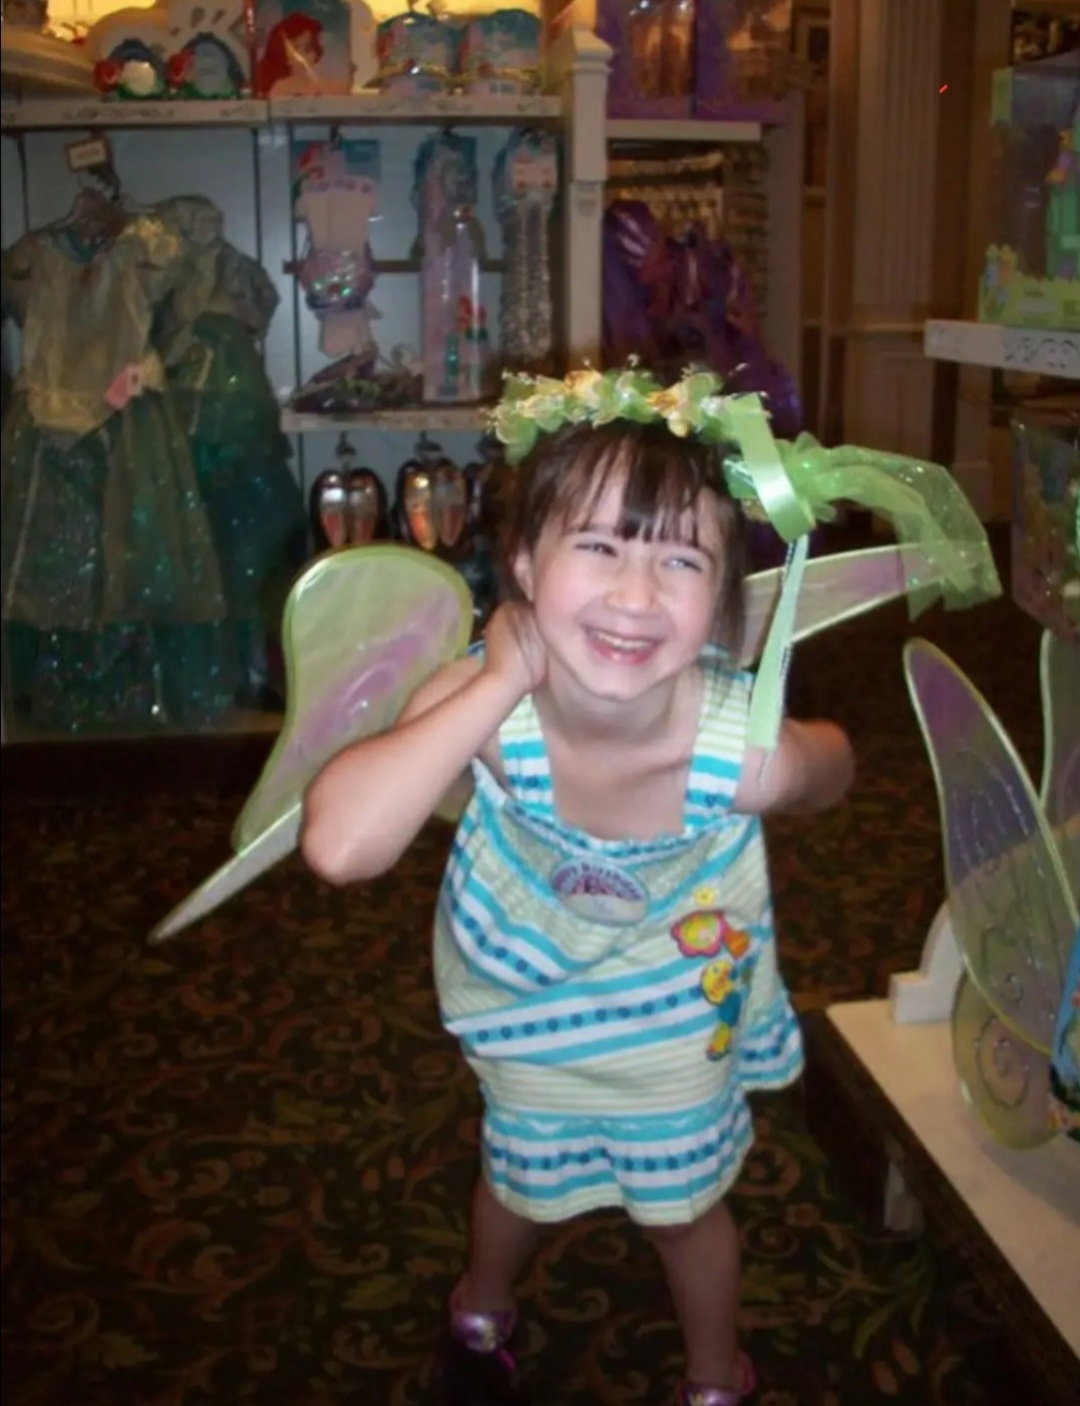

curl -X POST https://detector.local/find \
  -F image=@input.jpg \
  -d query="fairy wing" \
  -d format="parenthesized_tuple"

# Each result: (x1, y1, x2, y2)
(1039, 628, 1080, 903)
(150, 546, 473, 942)
(738, 543, 934, 668)
(950, 969, 1056, 1149)
(904, 638, 1077, 1056)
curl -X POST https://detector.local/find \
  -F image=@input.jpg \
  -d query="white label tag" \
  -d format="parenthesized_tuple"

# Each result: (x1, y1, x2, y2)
(65, 137, 112, 173)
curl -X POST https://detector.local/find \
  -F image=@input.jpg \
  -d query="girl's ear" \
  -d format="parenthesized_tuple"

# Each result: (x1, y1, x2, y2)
(513, 548, 534, 602)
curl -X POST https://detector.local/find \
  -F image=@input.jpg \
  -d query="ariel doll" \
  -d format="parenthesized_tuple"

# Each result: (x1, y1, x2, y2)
(256, 11, 326, 96)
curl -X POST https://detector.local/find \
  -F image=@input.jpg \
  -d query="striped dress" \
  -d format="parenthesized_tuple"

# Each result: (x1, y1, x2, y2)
(433, 660, 803, 1227)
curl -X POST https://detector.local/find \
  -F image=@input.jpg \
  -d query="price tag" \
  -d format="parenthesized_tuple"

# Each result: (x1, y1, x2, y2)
(65, 137, 113, 173)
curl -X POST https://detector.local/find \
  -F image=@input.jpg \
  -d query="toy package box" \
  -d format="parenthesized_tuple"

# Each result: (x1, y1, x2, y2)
(1010, 400, 1079, 643)
(980, 51, 1080, 331)
(543, 0, 792, 122)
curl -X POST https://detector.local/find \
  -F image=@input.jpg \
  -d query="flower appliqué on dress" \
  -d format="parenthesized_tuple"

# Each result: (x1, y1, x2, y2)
(670, 910, 754, 1061)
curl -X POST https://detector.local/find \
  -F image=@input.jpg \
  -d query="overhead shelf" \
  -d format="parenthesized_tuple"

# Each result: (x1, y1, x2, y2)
(606, 117, 762, 144)
(0, 98, 269, 130)
(269, 92, 562, 125)
(0, 30, 95, 99)
(1, 91, 561, 133)
(281, 405, 494, 435)
(924, 319, 1080, 382)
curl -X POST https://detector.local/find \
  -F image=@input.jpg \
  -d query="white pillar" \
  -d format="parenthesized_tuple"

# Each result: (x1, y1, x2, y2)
(549, 25, 611, 368)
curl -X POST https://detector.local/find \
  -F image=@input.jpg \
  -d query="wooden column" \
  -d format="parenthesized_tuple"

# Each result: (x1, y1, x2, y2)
(946, 0, 1013, 520)
(823, 0, 1005, 499)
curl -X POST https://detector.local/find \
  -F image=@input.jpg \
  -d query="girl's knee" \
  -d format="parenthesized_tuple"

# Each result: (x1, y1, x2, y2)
(641, 1200, 730, 1248)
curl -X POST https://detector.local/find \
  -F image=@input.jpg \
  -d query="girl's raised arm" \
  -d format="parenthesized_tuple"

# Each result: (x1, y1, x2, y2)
(734, 718, 855, 818)
(300, 655, 521, 886)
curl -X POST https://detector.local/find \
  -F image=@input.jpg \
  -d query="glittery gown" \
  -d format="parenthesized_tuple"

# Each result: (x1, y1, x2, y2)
(165, 243, 306, 705)
(1, 199, 303, 731)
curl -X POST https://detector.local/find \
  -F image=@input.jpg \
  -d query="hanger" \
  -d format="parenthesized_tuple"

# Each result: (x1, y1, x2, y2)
(65, 154, 129, 249)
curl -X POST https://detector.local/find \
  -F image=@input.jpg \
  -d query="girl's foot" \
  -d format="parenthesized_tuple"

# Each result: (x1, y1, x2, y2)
(438, 1304, 528, 1406)
(676, 1352, 757, 1405)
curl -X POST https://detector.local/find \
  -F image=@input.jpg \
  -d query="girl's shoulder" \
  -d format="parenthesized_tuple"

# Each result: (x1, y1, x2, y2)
(698, 649, 753, 711)
(397, 647, 507, 781)
(398, 651, 484, 724)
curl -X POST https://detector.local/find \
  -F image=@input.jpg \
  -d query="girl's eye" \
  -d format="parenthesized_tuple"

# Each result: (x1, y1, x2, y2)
(665, 554, 705, 572)
(575, 538, 617, 556)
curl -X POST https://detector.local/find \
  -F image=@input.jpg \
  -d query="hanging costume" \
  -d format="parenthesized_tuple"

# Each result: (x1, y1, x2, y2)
(1, 195, 305, 730)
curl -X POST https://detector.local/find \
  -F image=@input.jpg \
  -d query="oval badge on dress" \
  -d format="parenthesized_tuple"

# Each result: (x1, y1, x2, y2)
(550, 858, 649, 927)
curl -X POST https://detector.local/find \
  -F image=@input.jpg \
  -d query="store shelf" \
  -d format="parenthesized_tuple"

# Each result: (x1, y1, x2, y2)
(0, 91, 562, 133)
(1, 31, 95, 98)
(281, 404, 494, 435)
(606, 118, 762, 144)
(924, 319, 1080, 381)
(269, 92, 562, 125)
(0, 97, 269, 130)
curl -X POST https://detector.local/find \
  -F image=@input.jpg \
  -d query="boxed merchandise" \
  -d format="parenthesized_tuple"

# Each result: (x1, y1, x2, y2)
(1010, 400, 1079, 642)
(544, 0, 792, 122)
(980, 51, 1080, 331)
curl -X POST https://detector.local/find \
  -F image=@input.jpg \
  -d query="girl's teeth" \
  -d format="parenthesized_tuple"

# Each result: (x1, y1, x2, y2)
(592, 631, 653, 652)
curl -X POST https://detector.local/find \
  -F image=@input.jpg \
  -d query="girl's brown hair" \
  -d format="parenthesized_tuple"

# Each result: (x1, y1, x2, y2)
(497, 419, 749, 654)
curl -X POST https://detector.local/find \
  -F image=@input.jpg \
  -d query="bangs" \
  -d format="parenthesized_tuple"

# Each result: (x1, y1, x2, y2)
(550, 423, 725, 545)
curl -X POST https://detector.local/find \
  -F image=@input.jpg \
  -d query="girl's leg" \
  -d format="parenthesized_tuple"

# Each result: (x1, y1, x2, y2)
(440, 1179, 539, 1406)
(458, 1176, 540, 1312)
(644, 1197, 745, 1388)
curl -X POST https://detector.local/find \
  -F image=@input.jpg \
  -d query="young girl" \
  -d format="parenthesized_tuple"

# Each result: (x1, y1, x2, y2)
(301, 369, 859, 1406)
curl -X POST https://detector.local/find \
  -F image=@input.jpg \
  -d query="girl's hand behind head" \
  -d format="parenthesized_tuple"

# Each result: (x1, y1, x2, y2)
(484, 602, 548, 700)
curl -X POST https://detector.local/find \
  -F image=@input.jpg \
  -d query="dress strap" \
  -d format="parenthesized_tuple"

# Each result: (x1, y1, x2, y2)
(496, 692, 557, 817)
(683, 664, 751, 826)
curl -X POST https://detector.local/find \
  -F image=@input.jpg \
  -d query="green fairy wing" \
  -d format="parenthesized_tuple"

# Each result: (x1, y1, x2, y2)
(150, 546, 473, 942)
(904, 638, 1078, 1147)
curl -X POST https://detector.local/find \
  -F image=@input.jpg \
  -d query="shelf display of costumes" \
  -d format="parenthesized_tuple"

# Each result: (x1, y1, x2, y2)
(292, 134, 381, 364)
(0, 190, 306, 734)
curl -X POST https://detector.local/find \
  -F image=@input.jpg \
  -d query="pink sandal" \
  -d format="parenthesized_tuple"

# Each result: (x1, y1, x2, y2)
(676, 1352, 757, 1405)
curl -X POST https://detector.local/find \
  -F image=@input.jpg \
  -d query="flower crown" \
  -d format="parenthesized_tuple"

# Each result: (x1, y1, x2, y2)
(489, 364, 1003, 614)
(491, 365, 737, 462)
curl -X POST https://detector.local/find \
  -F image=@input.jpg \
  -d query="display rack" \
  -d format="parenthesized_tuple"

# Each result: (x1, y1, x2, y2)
(0, 26, 804, 744)
(0, 28, 95, 98)
(605, 118, 762, 144)
(280, 405, 493, 435)
(924, 318, 1080, 381)
(0, 98, 270, 128)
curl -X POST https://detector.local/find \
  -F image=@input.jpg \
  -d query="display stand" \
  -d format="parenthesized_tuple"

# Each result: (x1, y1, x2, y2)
(804, 323, 1080, 1404)
(0, 24, 804, 747)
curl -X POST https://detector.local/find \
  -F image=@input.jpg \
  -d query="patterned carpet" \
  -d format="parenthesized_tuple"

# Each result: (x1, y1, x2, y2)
(1, 530, 1049, 1406)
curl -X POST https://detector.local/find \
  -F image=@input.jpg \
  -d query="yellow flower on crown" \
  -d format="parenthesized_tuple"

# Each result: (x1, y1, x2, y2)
(649, 384, 695, 437)
(563, 368, 606, 410)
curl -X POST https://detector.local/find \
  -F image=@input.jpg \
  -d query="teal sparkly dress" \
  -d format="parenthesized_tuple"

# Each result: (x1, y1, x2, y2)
(1, 198, 305, 732)
(164, 239, 306, 705)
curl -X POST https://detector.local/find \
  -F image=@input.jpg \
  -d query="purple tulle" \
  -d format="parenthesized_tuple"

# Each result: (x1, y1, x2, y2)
(602, 200, 803, 441)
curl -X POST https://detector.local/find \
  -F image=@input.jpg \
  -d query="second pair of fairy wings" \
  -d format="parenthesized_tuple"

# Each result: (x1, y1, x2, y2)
(150, 537, 960, 943)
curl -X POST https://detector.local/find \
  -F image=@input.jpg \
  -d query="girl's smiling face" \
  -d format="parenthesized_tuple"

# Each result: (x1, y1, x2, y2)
(514, 472, 727, 704)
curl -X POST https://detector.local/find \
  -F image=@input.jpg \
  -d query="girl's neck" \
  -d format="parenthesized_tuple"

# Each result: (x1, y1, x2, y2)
(534, 663, 698, 749)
